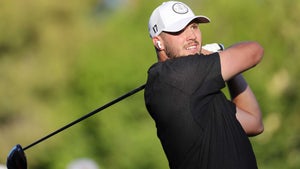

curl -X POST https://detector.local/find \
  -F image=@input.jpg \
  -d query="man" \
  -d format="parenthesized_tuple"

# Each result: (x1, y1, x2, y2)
(144, 1, 264, 169)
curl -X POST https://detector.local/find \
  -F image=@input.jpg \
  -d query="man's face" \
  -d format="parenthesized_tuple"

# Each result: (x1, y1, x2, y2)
(160, 22, 202, 59)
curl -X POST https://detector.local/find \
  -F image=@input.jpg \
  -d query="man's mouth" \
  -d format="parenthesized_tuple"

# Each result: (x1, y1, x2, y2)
(186, 45, 197, 50)
(185, 41, 199, 51)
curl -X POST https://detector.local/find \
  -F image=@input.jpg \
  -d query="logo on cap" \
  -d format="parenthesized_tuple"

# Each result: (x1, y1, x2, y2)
(152, 24, 158, 34)
(172, 3, 188, 14)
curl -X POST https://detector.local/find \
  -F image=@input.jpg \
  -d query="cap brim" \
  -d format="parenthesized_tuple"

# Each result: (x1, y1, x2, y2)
(163, 15, 210, 33)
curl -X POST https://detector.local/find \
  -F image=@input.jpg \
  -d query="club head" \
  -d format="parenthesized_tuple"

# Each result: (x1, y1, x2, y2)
(6, 144, 27, 169)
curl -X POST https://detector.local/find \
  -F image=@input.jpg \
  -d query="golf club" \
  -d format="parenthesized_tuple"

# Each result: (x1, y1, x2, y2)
(6, 84, 146, 169)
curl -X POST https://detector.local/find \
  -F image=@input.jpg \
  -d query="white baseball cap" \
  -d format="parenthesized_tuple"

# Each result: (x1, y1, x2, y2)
(148, 1, 210, 38)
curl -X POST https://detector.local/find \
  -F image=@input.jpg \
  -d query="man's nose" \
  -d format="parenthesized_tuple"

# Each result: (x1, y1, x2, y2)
(186, 29, 197, 40)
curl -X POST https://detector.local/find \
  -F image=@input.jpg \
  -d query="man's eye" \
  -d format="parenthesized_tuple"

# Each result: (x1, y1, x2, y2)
(191, 25, 198, 29)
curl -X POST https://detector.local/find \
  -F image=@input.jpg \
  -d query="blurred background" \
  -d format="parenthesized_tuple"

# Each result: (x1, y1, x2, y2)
(0, 0, 299, 168)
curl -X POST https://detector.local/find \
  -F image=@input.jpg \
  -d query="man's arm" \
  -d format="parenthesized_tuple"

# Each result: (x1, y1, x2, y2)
(219, 41, 264, 136)
(227, 74, 264, 136)
(219, 41, 264, 81)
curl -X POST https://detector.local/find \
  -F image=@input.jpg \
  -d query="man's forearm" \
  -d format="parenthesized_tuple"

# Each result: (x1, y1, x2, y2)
(227, 74, 264, 136)
(227, 74, 261, 115)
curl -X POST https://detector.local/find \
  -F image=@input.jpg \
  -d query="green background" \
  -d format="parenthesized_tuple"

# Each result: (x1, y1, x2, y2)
(0, 0, 299, 168)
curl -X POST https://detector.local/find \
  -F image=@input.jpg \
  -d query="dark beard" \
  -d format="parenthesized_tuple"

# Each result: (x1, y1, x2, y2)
(164, 41, 200, 59)
(164, 45, 178, 59)
(165, 46, 200, 59)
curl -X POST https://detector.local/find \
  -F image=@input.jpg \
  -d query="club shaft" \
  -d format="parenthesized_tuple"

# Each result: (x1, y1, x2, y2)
(23, 84, 146, 151)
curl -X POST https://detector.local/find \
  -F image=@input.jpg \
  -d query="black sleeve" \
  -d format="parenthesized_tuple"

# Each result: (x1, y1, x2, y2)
(159, 53, 224, 95)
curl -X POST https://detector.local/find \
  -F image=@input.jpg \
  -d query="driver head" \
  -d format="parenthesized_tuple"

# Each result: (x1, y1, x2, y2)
(6, 144, 27, 169)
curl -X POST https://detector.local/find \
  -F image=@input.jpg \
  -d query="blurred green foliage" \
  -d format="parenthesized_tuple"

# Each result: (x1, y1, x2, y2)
(0, 0, 299, 168)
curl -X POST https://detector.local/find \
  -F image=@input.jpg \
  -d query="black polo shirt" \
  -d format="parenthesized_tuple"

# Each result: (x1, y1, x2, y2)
(144, 53, 258, 169)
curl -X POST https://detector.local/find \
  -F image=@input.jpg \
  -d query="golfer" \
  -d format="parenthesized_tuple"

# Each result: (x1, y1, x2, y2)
(144, 1, 264, 169)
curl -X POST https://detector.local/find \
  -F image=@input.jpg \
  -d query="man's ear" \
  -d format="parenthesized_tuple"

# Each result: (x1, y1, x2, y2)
(152, 37, 163, 50)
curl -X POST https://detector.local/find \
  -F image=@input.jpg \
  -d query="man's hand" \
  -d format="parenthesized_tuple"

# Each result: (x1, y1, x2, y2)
(202, 43, 224, 53)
